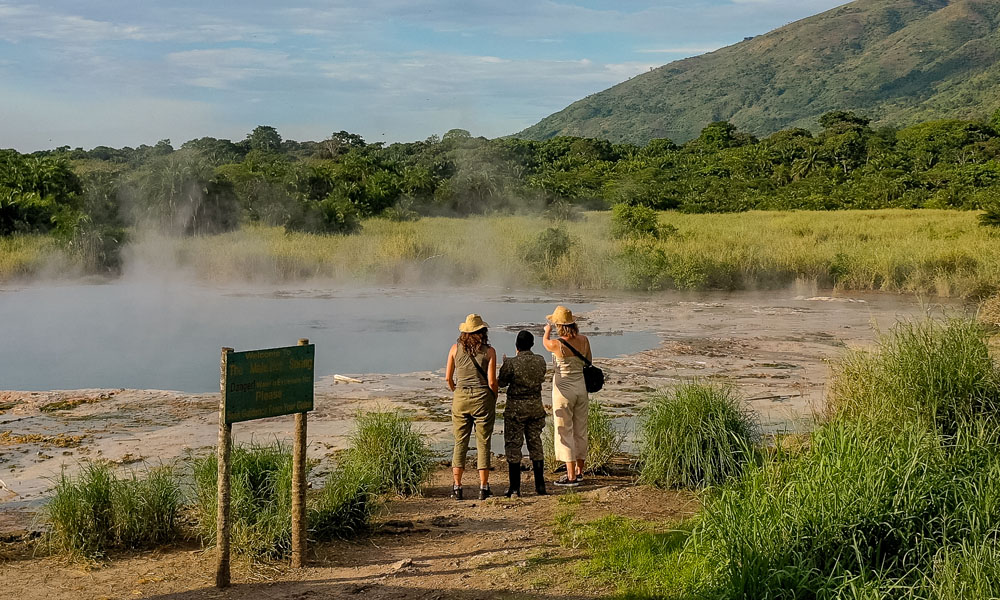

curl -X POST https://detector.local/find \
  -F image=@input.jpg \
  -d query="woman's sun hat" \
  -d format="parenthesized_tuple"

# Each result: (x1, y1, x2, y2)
(547, 305, 575, 325)
(459, 313, 489, 333)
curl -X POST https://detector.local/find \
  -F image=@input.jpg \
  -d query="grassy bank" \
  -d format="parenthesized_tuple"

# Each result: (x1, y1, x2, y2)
(5, 210, 1000, 297)
(142, 209, 1000, 298)
(566, 318, 1000, 599)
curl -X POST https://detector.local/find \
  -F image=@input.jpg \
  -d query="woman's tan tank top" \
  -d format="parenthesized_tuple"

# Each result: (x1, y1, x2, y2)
(455, 345, 490, 388)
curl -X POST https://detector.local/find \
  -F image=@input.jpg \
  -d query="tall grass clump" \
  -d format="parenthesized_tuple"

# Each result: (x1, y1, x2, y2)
(340, 410, 432, 496)
(45, 462, 181, 557)
(638, 383, 760, 488)
(830, 318, 1000, 435)
(310, 465, 379, 540)
(193, 441, 294, 559)
(578, 318, 1000, 598)
(541, 401, 625, 472)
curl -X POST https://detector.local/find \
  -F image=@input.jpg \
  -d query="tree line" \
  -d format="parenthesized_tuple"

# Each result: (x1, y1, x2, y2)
(3, 111, 1000, 271)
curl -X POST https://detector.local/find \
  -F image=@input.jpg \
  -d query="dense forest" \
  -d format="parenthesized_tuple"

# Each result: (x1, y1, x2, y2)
(3, 110, 1000, 272)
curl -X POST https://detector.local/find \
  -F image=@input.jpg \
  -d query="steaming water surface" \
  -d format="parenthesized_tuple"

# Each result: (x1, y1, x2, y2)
(0, 283, 659, 392)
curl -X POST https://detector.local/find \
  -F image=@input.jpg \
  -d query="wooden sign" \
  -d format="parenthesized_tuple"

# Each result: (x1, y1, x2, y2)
(216, 339, 313, 588)
(223, 344, 315, 423)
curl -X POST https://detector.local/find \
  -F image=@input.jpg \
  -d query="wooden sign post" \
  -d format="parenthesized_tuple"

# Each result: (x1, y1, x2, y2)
(215, 339, 315, 588)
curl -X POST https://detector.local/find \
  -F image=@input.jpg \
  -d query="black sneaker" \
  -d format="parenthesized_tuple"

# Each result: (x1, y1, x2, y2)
(479, 485, 492, 500)
(553, 476, 580, 487)
(451, 485, 463, 500)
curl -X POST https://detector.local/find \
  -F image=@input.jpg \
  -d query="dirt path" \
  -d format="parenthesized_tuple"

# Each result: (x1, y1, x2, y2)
(1, 467, 698, 599)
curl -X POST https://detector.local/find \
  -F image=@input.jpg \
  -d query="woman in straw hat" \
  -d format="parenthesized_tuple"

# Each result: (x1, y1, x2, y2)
(445, 314, 499, 500)
(541, 305, 591, 487)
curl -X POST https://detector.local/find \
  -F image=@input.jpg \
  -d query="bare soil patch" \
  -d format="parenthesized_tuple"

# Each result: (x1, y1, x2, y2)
(1, 466, 697, 599)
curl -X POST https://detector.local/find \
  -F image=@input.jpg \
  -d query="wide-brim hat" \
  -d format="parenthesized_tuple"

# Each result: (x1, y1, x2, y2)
(547, 305, 575, 325)
(459, 313, 489, 333)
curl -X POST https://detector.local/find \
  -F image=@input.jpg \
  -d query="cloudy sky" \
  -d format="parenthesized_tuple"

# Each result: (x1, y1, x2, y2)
(0, 0, 848, 151)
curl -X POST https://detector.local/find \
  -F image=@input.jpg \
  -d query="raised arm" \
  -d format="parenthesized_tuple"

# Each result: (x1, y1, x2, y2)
(487, 347, 498, 395)
(445, 344, 457, 391)
(542, 323, 561, 353)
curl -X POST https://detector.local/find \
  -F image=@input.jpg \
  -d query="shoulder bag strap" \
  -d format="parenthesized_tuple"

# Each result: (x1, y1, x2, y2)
(557, 338, 592, 367)
(465, 347, 491, 386)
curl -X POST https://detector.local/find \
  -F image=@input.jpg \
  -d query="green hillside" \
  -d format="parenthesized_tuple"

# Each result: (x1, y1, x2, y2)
(517, 0, 1000, 144)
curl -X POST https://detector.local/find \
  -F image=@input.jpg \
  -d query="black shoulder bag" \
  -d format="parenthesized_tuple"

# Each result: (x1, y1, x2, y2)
(558, 339, 605, 393)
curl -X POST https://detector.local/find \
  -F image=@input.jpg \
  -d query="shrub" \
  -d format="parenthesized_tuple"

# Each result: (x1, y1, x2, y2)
(610, 203, 661, 239)
(522, 226, 573, 270)
(45, 462, 181, 557)
(638, 383, 759, 488)
(542, 401, 626, 472)
(978, 200, 1000, 228)
(830, 318, 1000, 435)
(340, 411, 433, 496)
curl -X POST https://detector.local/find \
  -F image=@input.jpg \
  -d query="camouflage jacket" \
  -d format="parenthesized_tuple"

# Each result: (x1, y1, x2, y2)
(498, 350, 547, 419)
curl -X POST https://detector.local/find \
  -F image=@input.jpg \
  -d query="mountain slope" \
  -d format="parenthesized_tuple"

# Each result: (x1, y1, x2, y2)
(517, 0, 1000, 144)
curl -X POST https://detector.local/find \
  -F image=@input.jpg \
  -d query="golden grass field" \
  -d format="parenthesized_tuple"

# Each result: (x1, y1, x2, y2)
(4, 210, 1000, 298)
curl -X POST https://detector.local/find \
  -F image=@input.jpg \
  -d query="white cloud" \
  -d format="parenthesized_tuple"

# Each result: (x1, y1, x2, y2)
(166, 48, 296, 89)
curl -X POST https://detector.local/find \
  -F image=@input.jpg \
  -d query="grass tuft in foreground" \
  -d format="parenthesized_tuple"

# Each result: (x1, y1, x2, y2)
(340, 410, 433, 497)
(638, 383, 759, 489)
(45, 462, 181, 557)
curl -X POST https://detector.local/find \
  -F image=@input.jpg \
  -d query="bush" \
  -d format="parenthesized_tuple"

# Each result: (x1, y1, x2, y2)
(522, 226, 573, 270)
(542, 401, 626, 472)
(638, 383, 759, 488)
(193, 441, 294, 559)
(340, 411, 433, 496)
(45, 462, 181, 557)
(610, 203, 662, 239)
(830, 318, 1000, 435)
(978, 201, 1000, 228)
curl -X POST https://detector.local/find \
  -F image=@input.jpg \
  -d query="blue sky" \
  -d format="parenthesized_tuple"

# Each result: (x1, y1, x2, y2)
(0, 0, 848, 151)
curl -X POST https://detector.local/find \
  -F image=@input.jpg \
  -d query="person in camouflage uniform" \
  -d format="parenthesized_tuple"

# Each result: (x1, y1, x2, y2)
(498, 330, 549, 497)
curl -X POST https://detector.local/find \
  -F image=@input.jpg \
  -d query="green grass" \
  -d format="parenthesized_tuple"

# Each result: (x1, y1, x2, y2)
(168, 210, 1000, 297)
(571, 318, 1000, 599)
(638, 383, 760, 489)
(7, 211, 1000, 298)
(340, 410, 433, 497)
(192, 439, 383, 559)
(44, 462, 181, 557)
(830, 318, 1000, 435)
(192, 441, 294, 559)
(0, 234, 69, 280)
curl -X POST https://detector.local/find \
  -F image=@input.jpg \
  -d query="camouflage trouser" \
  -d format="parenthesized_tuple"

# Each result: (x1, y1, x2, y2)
(504, 413, 546, 463)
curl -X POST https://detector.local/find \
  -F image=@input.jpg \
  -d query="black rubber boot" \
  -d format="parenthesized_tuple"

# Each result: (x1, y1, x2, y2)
(505, 461, 522, 498)
(532, 460, 548, 496)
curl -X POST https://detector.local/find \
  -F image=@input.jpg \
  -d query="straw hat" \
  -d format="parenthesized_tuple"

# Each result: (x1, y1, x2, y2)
(546, 305, 576, 325)
(459, 313, 489, 333)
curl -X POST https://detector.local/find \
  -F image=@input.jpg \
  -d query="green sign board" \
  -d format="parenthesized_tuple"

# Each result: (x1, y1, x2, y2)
(223, 344, 315, 424)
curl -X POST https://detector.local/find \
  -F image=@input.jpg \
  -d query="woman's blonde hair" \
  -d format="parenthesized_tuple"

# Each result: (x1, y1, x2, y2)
(557, 323, 579, 338)
(458, 329, 489, 354)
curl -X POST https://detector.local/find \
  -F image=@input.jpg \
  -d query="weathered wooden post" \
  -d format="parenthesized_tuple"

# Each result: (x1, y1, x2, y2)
(291, 338, 309, 568)
(216, 347, 234, 588)
(215, 341, 315, 588)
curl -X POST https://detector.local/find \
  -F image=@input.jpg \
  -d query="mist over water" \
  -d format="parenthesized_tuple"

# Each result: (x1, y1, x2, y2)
(0, 282, 659, 393)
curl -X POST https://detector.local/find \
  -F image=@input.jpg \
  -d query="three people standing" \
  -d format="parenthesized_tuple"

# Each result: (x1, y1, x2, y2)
(446, 306, 592, 500)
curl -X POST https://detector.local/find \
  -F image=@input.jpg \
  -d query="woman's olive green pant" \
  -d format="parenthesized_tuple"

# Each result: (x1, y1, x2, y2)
(451, 386, 496, 470)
